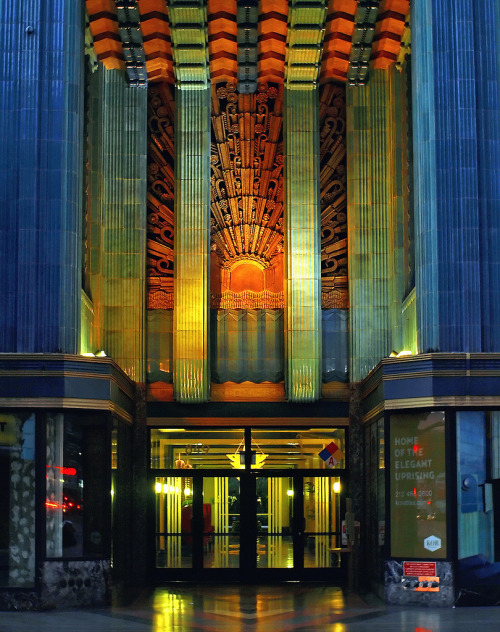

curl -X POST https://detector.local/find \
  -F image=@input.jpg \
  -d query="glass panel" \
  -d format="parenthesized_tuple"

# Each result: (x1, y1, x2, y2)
(303, 476, 341, 568)
(151, 429, 245, 469)
(203, 477, 240, 568)
(251, 428, 346, 469)
(155, 476, 193, 568)
(491, 411, 500, 479)
(256, 477, 294, 568)
(46, 413, 108, 559)
(0, 412, 35, 587)
(390, 411, 447, 558)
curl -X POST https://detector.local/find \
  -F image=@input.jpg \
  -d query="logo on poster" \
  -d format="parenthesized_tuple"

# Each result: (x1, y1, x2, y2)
(424, 535, 441, 552)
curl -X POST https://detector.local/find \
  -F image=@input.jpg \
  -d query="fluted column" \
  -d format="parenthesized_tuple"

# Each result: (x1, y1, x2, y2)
(173, 86, 211, 402)
(88, 67, 147, 382)
(169, 0, 211, 402)
(283, 88, 322, 402)
(412, 0, 500, 352)
(0, 1, 84, 352)
(347, 69, 406, 382)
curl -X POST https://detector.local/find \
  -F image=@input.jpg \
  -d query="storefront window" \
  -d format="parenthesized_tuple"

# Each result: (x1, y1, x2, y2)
(0, 412, 35, 587)
(251, 428, 346, 469)
(150, 429, 245, 469)
(390, 411, 447, 559)
(150, 428, 346, 470)
(46, 413, 109, 559)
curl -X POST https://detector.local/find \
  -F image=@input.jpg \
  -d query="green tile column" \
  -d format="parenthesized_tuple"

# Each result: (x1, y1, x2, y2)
(347, 68, 406, 382)
(169, 0, 211, 402)
(87, 66, 147, 382)
(283, 88, 322, 402)
(173, 86, 211, 402)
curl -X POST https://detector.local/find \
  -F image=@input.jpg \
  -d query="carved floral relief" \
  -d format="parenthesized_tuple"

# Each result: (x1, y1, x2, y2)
(147, 84, 175, 310)
(320, 83, 348, 309)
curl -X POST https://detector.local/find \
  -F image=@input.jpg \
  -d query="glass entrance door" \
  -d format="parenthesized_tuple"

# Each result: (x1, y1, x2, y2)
(153, 471, 345, 580)
(151, 427, 348, 581)
(154, 474, 241, 578)
(255, 476, 295, 569)
(252, 474, 344, 578)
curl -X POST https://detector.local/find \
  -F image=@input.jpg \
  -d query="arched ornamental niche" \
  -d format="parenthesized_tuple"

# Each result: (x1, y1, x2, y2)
(145, 80, 348, 312)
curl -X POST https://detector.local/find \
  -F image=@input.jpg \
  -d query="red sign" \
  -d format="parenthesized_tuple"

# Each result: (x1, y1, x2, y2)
(403, 561, 437, 577)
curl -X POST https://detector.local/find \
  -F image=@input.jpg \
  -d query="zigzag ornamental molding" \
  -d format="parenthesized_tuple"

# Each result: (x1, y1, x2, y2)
(138, 0, 175, 83)
(237, 0, 259, 93)
(115, 0, 148, 85)
(257, 0, 288, 85)
(147, 84, 175, 310)
(86, 0, 124, 70)
(207, 0, 238, 84)
(84, 10, 99, 73)
(395, 7, 411, 69)
(212, 290, 284, 309)
(371, 0, 410, 70)
(320, 0, 357, 84)
(168, 0, 210, 86)
(320, 83, 348, 309)
(347, 0, 379, 85)
(285, 0, 328, 89)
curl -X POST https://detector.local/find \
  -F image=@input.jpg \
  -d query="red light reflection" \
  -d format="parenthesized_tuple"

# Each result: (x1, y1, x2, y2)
(46, 465, 77, 476)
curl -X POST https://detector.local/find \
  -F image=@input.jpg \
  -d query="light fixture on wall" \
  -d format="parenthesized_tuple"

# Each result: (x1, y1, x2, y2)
(389, 350, 412, 358)
(81, 350, 107, 358)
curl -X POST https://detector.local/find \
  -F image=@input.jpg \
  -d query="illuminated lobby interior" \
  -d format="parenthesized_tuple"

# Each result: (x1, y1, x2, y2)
(1, 0, 500, 610)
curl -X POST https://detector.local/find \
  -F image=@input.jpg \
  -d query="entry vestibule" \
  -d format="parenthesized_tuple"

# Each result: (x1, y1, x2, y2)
(150, 426, 348, 582)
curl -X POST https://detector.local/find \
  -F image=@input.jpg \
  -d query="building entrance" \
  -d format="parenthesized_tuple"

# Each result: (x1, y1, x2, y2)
(150, 426, 348, 582)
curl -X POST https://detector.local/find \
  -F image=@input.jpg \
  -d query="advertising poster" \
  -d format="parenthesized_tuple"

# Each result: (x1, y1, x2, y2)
(390, 412, 447, 558)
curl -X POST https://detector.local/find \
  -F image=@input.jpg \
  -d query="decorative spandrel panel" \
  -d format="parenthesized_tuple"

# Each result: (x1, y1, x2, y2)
(210, 82, 285, 310)
(147, 84, 175, 310)
(320, 84, 348, 309)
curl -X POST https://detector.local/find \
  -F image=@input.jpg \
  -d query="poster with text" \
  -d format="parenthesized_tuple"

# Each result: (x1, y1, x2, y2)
(390, 412, 447, 558)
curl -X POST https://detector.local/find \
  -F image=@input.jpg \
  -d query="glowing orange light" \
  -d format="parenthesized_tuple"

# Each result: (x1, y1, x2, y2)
(46, 501, 65, 510)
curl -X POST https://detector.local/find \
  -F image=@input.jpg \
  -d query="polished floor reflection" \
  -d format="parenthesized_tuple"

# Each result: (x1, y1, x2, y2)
(1, 584, 499, 631)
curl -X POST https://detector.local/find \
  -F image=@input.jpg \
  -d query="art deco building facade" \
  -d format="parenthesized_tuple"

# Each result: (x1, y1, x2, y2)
(1, 0, 500, 610)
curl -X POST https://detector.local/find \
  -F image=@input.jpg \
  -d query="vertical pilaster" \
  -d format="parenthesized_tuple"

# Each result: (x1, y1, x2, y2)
(173, 86, 211, 402)
(87, 66, 147, 382)
(473, 0, 500, 351)
(347, 69, 406, 382)
(168, 0, 211, 402)
(412, 0, 500, 352)
(0, 0, 84, 352)
(283, 88, 322, 402)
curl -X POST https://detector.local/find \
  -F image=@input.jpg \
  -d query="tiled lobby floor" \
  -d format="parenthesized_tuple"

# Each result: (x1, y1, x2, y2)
(0, 584, 498, 632)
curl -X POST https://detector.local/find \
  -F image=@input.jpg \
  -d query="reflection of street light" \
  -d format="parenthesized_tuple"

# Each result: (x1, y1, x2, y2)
(333, 481, 341, 493)
(184, 487, 191, 496)
(287, 489, 294, 497)
(155, 482, 162, 493)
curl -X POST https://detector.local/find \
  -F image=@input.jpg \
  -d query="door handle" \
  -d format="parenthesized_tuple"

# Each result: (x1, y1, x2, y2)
(293, 517, 306, 537)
